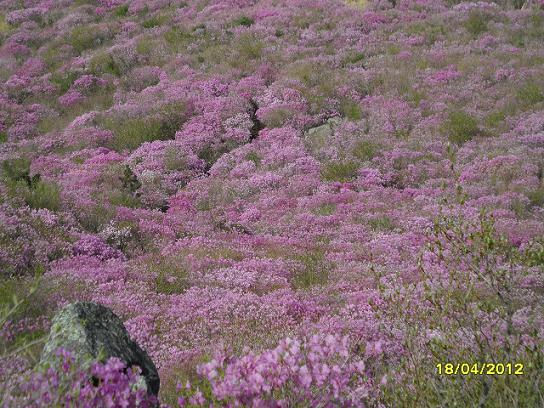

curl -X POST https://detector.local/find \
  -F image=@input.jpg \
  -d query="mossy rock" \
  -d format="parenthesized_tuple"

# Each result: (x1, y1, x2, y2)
(40, 302, 159, 396)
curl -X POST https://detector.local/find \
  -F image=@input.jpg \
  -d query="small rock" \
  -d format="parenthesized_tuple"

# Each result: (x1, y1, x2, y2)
(40, 302, 159, 396)
(304, 117, 342, 140)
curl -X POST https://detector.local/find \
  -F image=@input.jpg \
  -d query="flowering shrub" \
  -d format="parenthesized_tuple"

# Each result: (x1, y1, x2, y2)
(177, 334, 367, 407)
(1, 0, 544, 406)
(3, 349, 158, 407)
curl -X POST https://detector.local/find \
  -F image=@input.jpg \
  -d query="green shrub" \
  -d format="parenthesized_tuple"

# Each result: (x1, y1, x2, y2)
(261, 107, 294, 128)
(89, 52, 121, 76)
(103, 117, 165, 150)
(527, 187, 544, 208)
(0, 14, 10, 33)
(1, 158, 31, 184)
(517, 81, 544, 107)
(75, 204, 115, 233)
(23, 180, 61, 211)
(198, 141, 238, 170)
(321, 161, 359, 182)
(102, 101, 189, 151)
(142, 16, 165, 29)
(114, 5, 129, 17)
(340, 99, 362, 121)
(148, 256, 190, 295)
(368, 215, 395, 231)
(234, 33, 263, 61)
(291, 250, 331, 290)
(50, 71, 79, 94)
(119, 165, 141, 197)
(245, 151, 262, 166)
(108, 190, 141, 208)
(0, 274, 48, 360)
(164, 148, 187, 171)
(442, 110, 480, 145)
(69, 26, 99, 54)
(376, 210, 544, 407)
(312, 203, 336, 216)
(352, 140, 378, 161)
(484, 110, 505, 128)
(464, 11, 488, 36)
(0, 131, 6, 143)
(233, 16, 254, 27)
(164, 27, 193, 51)
(342, 52, 365, 66)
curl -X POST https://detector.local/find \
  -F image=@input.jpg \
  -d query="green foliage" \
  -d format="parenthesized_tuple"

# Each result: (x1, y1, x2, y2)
(143, 15, 166, 29)
(527, 187, 544, 208)
(379, 210, 544, 407)
(89, 51, 121, 76)
(0, 14, 10, 33)
(245, 151, 262, 166)
(198, 141, 239, 170)
(484, 110, 505, 128)
(368, 215, 395, 231)
(342, 52, 365, 66)
(108, 190, 141, 208)
(464, 11, 488, 36)
(119, 165, 141, 197)
(2, 157, 32, 185)
(69, 26, 99, 54)
(517, 81, 544, 107)
(340, 99, 362, 121)
(291, 250, 331, 290)
(352, 140, 378, 161)
(50, 71, 79, 94)
(1, 273, 48, 363)
(164, 148, 187, 171)
(102, 101, 189, 151)
(23, 180, 61, 211)
(1, 158, 60, 210)
(523, 240, 544, 266)
(312, 203, 336, 216)
(233, 15, 254, 27)
(0, 131, 6, 143)
(321, 161, 359, 182)
(261, 107, 294, 128)
(164, 27, 194, 51)
(148, 256, 190, 295)
(442, 110, 480, 145)
(75, 204, 115, 233)
(233, 33, 263, 63)
(114, 5, 129, 17)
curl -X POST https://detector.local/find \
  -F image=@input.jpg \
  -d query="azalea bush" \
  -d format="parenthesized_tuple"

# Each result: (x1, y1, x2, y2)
(1, 0, 544, 405)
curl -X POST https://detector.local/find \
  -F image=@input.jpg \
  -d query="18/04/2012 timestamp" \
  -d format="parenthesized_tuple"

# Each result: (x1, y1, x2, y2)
(436, 363, 524, 376)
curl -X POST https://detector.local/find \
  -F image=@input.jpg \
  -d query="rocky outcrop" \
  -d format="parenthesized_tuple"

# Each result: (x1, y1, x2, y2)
(40, 302, 159, 396)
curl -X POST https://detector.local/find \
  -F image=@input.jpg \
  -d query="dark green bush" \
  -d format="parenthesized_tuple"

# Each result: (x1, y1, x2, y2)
(233, 16, 254, 27)
(114, 5, 129, 17)
(50, 71, 79, 94)
(517, 81, 544, 107)
(442, 110, 480, 145)
(464, 11, 488, 36)
(23, 180, 61, 211)
(340, 99, 362, 121)
(89, 52, 121, 76)
(352, 140, 378, 161)
(321, 161, 359, 182)
(143, 16, 164, 29)
(291, 250, 331, 290)
(69, 26, 100, 54)
(102, 101, 190, 151)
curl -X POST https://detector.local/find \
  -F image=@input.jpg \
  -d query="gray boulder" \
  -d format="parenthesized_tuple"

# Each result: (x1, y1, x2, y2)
(40, 302, 159, 396)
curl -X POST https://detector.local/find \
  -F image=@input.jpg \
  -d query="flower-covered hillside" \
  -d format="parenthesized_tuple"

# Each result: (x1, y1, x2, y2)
(1, 0, 544, 406)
